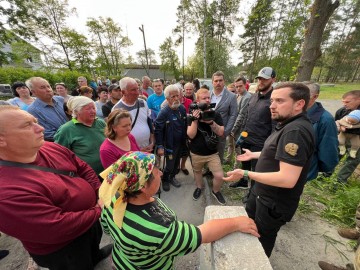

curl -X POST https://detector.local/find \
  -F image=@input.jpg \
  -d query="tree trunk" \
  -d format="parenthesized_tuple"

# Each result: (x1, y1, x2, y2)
(295, 0, 339, 82)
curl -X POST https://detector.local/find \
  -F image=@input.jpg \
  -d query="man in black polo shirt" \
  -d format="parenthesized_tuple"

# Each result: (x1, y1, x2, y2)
(224, 82, 315, 257)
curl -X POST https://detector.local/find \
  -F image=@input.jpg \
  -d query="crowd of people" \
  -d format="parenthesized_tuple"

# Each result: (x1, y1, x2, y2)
(0, 69, 359, 269)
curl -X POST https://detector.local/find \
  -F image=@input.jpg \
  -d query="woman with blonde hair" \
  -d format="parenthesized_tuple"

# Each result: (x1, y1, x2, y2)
(99, 109, 140, 169)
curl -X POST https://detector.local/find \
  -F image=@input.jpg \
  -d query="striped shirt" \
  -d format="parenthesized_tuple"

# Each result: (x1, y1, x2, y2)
(101, 198, 201, 269)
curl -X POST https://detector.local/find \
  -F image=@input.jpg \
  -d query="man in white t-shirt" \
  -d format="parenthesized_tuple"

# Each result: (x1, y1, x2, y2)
(112, 77, 154, 152)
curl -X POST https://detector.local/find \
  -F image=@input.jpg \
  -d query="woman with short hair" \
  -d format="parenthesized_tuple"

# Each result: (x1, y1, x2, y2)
(55, 82, 71, 103)
(8, 81, 35, 111)
(79, 86, 93, 99)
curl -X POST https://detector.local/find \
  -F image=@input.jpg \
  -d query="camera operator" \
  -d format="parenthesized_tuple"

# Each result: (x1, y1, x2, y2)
(187, 88, 226, 205)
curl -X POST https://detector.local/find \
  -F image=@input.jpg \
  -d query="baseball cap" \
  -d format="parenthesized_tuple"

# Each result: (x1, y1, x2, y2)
(108, 84, 121, 92)
(255, 67, 276, 79)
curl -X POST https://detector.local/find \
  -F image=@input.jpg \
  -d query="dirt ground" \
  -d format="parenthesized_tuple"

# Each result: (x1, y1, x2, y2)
(0, 194, 356, 270)
(0, 99, 357, 270)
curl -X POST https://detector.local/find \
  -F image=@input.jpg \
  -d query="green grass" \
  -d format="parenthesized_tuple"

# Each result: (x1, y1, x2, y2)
(319, 83, 360, 99)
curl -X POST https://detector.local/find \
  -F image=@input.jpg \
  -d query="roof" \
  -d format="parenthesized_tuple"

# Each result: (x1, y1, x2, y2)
(122, 65, 175, 80)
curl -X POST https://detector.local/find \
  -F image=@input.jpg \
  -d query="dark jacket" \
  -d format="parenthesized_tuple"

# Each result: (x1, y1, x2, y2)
(306, 102, 339, 180)
(154, 105, 187, 153)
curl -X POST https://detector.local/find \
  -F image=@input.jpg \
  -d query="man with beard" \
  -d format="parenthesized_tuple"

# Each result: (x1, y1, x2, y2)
(229, 67, 276, 190)
(102, 84, 122, 120)
(224, 82, 315, 257)
(155, 85, 187, 191)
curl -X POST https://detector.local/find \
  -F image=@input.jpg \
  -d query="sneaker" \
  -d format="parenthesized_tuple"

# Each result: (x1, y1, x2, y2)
(318, 261, 347, 270)
(349, 149, 358, 158)
(212, 190, 226, 205)
(193, 188, 202, 201)
(169, 177, 181, 188)
(339, 145, 346, 156)
(162, 181, 170, 192)
(229, 179, 249, 189)
(338, 228, 360, 240)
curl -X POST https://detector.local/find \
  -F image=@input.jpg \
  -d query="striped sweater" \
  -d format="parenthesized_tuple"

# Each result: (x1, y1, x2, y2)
(101, 198, 201, 269)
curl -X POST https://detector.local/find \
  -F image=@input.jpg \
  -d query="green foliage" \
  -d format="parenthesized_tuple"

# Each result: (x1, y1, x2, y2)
(314, 0, 359, 82)
(0, 67, 91, 91)
(87, 17, 131, 76)
(0, 0, 48, 66)
(302, 170, 360, 228)
(159, 37, 180, 79)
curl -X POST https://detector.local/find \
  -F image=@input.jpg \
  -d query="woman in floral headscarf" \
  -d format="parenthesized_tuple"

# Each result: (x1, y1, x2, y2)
(99, 151, 259, 270)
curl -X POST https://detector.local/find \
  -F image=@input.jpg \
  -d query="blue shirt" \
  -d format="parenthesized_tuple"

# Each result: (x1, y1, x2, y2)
(143, 87, 154, 96)
(28, 96, 68, 140)
(147, 93, 165, 120)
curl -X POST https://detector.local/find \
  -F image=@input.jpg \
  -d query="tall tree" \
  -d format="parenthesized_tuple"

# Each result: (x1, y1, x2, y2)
(27, 0, 78, 70)
(87, 17, 131, 76)
(0, 0, 45, 65)
(295, 0, 339, 81)
(239, 0, 274, 80)
(159, 37, 180, 79)
(136, 49, 157, 68)
(173, 1, 190, 77)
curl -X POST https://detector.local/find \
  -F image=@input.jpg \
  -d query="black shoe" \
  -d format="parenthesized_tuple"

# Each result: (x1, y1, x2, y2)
(229, 179, 249, 189)
(0, 250, 9, 260)
(95, 244, 112, 265)
(193, 188, 202, 200)
(162, 181, 170, 191)
(212, 190, 226, 205)
(181, 168, 189, 175)
(169, 177, 181, 188)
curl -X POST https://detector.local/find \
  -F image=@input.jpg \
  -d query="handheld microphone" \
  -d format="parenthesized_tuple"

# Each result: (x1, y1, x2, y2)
(235, 131, 248, 147)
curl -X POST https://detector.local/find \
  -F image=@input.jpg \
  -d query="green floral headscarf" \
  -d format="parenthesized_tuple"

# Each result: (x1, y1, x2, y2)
(99, 151, 156, 228)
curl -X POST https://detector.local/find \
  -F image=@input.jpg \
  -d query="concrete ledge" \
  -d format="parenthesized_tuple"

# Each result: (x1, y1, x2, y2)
(200, 206, 273, 270)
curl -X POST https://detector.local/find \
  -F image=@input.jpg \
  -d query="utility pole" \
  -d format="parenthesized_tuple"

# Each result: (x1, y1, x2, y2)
(139, 24, 150, 76)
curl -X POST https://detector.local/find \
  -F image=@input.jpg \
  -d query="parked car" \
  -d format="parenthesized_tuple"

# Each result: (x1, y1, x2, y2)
(0, 84, 13, 98)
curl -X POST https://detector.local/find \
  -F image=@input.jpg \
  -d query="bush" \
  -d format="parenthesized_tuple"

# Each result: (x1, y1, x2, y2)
(0, 67, 93, 92)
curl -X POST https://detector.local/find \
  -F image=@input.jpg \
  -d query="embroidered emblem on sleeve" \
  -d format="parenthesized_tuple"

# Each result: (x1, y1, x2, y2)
(285, 143, 298, 156)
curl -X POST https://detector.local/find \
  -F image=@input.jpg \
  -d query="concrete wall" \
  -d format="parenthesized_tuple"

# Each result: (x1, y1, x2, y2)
(200, 206, 272, 270)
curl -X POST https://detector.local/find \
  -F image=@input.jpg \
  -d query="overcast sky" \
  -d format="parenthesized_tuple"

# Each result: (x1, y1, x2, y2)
(67, 0, 196, 64)
(66, 0, 254, 65)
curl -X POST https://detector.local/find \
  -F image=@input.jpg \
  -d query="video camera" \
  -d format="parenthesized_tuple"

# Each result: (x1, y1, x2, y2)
(187, 102, 216, 124)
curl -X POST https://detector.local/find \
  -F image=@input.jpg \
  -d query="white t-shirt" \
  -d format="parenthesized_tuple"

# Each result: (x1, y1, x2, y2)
(112, 98, 151, 148)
